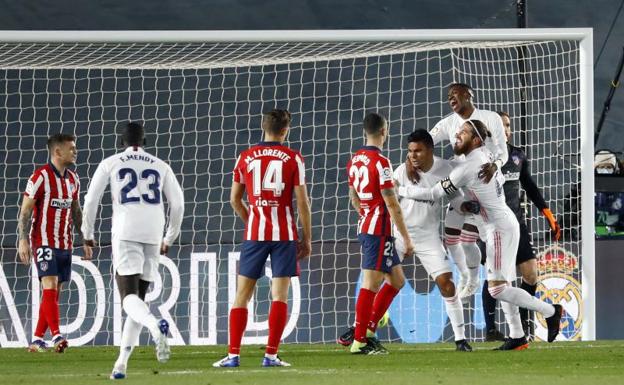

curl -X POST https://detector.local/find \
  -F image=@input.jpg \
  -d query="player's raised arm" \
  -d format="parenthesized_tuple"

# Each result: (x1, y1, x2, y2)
(162, 166, 185, 253)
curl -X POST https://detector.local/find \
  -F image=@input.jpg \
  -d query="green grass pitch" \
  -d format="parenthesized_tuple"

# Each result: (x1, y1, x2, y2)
(1, 341, 623, 385)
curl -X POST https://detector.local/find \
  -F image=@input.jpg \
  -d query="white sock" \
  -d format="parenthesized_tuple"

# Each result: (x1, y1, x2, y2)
(122, 294, 161, 339)
(443, 294, 466, 341)
(461, 238, 481, 283)
(446, 237, 468, 277)
(501, 301, 525, 339)
(228, 353, 239, 359)
(114, 317, 142, 370)
(489, 284, 555, 318)
(264, 353, 277, 360)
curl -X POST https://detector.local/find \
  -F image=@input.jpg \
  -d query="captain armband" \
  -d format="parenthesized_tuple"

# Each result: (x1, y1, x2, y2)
(440, 177, 458, 195)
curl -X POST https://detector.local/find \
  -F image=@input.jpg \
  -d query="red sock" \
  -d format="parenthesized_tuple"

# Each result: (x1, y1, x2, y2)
(41, 289, 60, 337)
(33, 303, 48, 339)
(228, 307, 248, 355)
(368, 284, 400, 332)
(266, 301, 288, 355)
(354, 288, 376, 343)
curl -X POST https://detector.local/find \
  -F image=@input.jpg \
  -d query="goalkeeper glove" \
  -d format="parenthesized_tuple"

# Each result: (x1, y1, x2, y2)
(541, 208, 561, 241)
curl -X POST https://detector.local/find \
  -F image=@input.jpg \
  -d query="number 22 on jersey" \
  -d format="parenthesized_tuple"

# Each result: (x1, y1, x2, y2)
(248, 159, 285, 196)
(349, 165, 373, 200)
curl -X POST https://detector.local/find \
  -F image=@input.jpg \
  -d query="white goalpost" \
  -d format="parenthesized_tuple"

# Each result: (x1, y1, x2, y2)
(0, 29, 594, 347)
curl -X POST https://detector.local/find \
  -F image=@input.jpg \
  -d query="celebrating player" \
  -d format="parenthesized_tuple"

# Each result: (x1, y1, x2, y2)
(338, 129, 472, 351)
(430, 83, 508, 302)
(346, 112, 414, 355)
(399, 120, 562, 350)
(394, 129, 473, 351)
(82, 122, 185, 379)
(18, 133, 90, 353)
(482, 111, 561, 341)
(213, 109, 312, 368)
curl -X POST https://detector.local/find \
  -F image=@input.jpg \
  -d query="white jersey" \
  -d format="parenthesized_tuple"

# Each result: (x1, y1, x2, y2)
(398, 147, 515, 228)
(82, 147, 185, 245)
(445, 147, 512, 226)
(393, 157, 458, 239)
(429, 108, 508, 166)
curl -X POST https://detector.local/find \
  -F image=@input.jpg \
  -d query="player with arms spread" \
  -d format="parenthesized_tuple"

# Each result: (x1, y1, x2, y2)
(82, 123, 185, 379)
(399, 120, 562, 350)
(482, 111, 561, 341)
(430, 83, 509, 301)
(213, 109, 312, 368)
(18, 133, 91, 353)
(346, 112, 414, 355)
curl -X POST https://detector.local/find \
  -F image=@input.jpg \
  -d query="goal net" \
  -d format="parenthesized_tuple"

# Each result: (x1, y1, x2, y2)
(0, 30, 594, 347)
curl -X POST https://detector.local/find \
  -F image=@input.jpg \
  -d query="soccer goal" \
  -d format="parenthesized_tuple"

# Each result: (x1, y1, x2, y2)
(0, 29, 594, 347)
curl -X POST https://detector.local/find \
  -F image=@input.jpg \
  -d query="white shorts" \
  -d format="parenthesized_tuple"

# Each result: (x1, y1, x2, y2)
(112, 237, 160, 282)
(444, 207, 484, 239)
(395, 233, 451, 280)
(483, 220, 519, 282)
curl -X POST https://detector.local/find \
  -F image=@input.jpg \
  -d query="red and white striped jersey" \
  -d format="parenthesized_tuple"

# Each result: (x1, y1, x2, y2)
(24, 164, 80, 251)
(347, 146, 394, 236)
(233, 141, 305, 241)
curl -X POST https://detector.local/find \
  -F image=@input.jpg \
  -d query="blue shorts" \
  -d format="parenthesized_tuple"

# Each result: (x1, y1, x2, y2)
(358, 234, 401, 273)
(239, 241, 298, 279)
(34, 246, 72, 283)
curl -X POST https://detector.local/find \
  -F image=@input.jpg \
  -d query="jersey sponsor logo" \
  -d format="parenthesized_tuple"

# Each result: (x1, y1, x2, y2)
(440, 177, 457, 195)
(50, 198, 72, 209)
(253, 198, 279, 207)
(504, 171, 520, 181)
(534, 245, 581, 341)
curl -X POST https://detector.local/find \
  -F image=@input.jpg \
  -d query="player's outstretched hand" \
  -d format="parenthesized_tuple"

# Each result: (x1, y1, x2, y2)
(542, 208, 561, 241)
(160, 242, 169, 256)
(403, 239, 415, 259)
(478, 162, 497, 183)
(296, 238, 311, 260)
(17, 239, 31, 265)
(405, 155, 420, 184)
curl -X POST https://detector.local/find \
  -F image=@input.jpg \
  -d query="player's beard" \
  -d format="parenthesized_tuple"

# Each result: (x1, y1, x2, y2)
(453, 141, 468, 156)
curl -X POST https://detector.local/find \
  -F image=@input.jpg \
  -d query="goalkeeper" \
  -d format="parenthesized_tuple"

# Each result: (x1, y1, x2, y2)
(482, 111, 561, 342)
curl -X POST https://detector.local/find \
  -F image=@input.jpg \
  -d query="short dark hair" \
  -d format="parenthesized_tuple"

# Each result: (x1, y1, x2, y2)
(497, 111, 510, 120)
(122, 122, 145, 146)
(466, 119, 491, 141)
(449, 82, 475, 98)
(363, 112, 387, 136)
(407, 129, 433, 149)
(262, 109, 291, 135)
(47, 133, 76, 151)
